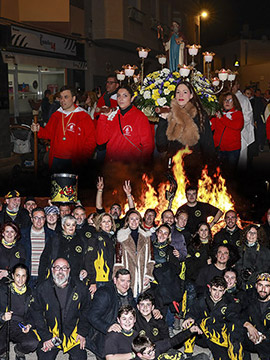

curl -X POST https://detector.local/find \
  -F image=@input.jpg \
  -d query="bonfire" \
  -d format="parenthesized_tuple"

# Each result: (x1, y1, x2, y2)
(124, 149, 235, 233)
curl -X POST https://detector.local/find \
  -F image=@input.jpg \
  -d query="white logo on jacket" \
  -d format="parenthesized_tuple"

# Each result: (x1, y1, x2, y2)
(123, 125, 132, 137)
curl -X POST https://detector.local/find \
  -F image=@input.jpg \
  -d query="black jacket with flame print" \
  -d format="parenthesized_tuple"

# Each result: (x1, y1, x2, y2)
(30, 276, 90, 353)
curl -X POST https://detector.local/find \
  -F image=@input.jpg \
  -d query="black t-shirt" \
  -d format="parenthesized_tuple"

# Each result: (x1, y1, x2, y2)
(179, 201, 219, 234)
(54, 283, 69, 322)
(104, 330, 137, 356)
(135, 311, 169, 343)
(11, 291, 26, 322)
(195, 264, 225, 296)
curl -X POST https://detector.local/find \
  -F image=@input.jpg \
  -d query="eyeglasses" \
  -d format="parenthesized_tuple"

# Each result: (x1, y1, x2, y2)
(52, 265, 70, 271)
(33, 216, 45, 221)
(224, 98, 233, 103)
(106, 81, 117, 84)
(143, 346, 155, 356)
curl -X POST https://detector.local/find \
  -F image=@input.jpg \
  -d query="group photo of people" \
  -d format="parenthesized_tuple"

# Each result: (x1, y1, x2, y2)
(0, 2, 270, 360)
(0, 171, 270, 360)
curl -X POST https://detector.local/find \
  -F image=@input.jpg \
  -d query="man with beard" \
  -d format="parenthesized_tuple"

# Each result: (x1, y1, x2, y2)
(212, 210, 242, 265)
(31, 258, 90, 360)
(0, 190, 31, 228)
(72, 205, 95, 238)
(178, 185, 223, 235)
(96, 177, 135, 231)
(242, 273, 270, 360)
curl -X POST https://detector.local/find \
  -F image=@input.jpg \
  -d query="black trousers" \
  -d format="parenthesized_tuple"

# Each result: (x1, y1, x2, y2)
(243, 332, 270, 360)
(0, 320, 38, 355)
(37, 344, 87, 360)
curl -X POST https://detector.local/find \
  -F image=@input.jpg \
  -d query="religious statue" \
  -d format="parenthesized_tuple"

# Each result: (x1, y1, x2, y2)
(163, 21, 186, 72)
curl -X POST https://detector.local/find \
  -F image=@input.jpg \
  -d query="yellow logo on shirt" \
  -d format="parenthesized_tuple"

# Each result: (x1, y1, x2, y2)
(15, 251, 20, 258)
(73, 293, 78, 301)
(195, 210, 201, 217)
(75, 246, 82, 253)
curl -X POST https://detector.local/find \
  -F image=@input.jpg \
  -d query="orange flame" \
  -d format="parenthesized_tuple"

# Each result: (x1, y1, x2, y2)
(124, 149, 235, 231)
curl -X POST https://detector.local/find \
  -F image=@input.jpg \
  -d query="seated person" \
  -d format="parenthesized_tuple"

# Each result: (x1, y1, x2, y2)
(132, 332, 209, 360)
(104, 305, 138, 360)
(182, 276, 245, 360)
(0, 263, 38, 360)
(242, 272, 270, 360)
(135, 293, 169, 343)
(105, 305, 205, 360)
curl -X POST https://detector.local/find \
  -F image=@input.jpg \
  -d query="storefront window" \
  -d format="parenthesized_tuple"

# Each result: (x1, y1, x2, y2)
(8, 64, 65, 119)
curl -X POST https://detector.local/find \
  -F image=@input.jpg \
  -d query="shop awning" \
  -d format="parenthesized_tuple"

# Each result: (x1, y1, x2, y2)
(1, 51, 87, 70)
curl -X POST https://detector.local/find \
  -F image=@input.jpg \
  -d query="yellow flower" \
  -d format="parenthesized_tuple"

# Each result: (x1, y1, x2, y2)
(168, 84, 176, 91)
(149, 83, 155, 89)
(164, 81, 170, 87)
(152, 93, 160, 100)
(155, 100, 159, 106)
(134, 91, 138, 97)
(172, 72, 180, 78)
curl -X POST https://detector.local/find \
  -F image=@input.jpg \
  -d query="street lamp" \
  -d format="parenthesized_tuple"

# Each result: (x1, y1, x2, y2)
(197, 10, 208, 45)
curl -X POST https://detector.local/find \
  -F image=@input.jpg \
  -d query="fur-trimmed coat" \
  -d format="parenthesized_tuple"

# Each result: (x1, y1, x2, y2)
(114, 227, 155, 297)
(156, 99, 215, 159)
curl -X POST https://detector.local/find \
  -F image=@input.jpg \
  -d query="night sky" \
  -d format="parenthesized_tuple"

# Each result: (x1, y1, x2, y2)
(198, 0, 269, 46)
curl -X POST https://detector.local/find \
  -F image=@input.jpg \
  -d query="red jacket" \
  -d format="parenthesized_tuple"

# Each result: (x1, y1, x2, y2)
(211, 108, 244, 151)
(266, 114, 270, 140)
(38, 106, 96, 167)
(96, 106, 154, 162)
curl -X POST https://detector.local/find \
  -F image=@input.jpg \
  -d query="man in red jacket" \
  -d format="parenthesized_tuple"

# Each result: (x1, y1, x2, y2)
(31, 86, 96, 173)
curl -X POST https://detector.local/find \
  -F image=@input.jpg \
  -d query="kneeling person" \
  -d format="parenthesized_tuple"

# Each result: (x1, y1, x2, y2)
(0, 264, 38, 360)
(135, 293, 169, 343)
(104, 305, 138, 360)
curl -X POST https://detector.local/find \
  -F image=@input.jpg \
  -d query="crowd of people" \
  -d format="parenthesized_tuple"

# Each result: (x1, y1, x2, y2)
(0, 180, 270, 360)
(35, 75, 270, 175)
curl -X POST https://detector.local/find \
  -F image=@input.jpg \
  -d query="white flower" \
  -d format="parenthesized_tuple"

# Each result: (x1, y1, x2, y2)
(164, 88, 170, 95)
(161, 68, 170, 75)
(169, 77, 174, 82)
(155, 78, 163, 85)
(157, 97, 167, 106)
(143, 91, 151, 99)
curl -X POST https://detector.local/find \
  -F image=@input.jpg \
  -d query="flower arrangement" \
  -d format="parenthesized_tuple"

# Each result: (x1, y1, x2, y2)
(190, 69, 220, 115)
(134, 68, 220, 117)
